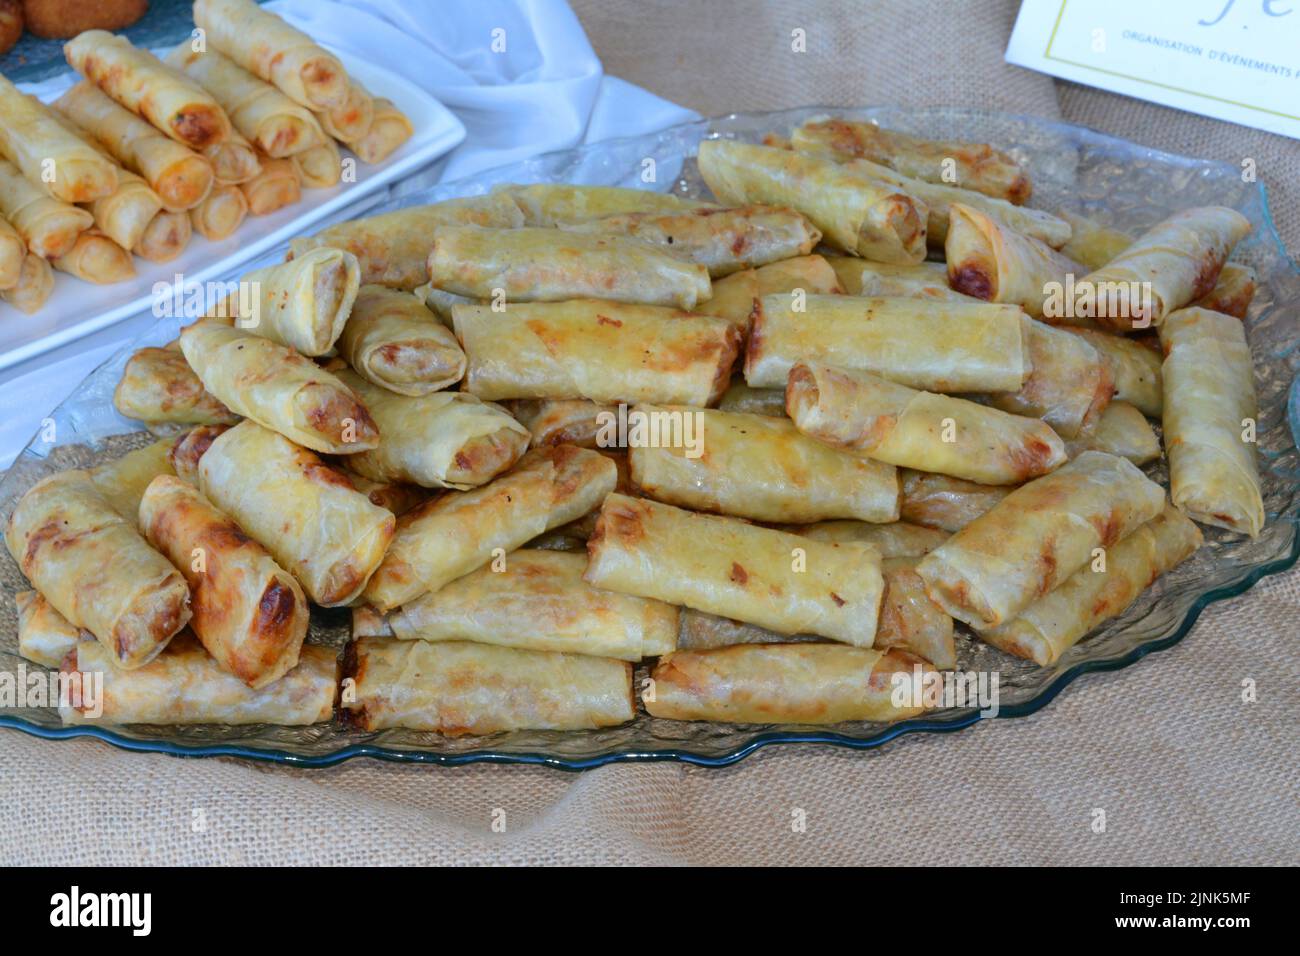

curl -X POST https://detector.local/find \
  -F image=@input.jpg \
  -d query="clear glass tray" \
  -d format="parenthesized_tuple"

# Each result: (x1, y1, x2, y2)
(2, 107, 1298, 769)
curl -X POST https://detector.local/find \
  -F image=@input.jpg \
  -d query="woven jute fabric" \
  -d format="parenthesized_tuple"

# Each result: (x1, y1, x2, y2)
(3, 0, 1297, 866)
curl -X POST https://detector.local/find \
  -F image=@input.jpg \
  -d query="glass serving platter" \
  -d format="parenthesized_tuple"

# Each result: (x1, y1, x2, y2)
(1, 107, 1297, 770)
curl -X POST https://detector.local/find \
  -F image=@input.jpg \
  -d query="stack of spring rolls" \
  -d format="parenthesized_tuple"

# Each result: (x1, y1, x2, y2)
(5, 112, 1267, 738)
(0, 0, 413, 317)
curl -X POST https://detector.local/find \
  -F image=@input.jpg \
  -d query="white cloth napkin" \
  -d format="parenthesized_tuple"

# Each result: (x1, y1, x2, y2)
(0, 0, 696, 468)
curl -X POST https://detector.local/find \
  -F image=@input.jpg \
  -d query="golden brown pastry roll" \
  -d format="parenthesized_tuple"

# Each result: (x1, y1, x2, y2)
(1064, 402, 1160, 466)
(586, 493, 884, 645)
(347, 96, 412, 164)
(916, 451, 1166, 628)
(165, 43, 324, 158)
(0, 156, 93, 258)
(339, 473, 429, 517)
(501, 399, 612, 448)
(899, 469, 1012, 532)
(88, 437, 178, 526)
(198, 421, 395, 606)
(240, 151, 300, 214)
(337, 285, 465, 395)
(133, 208, 191, 261)
(203, 132, 262, 186)
(696, 253, 842, 331)
(795, 519, 948, 557)
(341, 636, 634, 734)
(980, 505, 1201, 666)
(716, 380, 785, 417)
(0, 213, 22, 289)
(825, 256, 972, 301)
(1075, 207, 1251, 330)
(318, 81, 373, 143)
(628, 404, 900, 523)
(0, 252, 54, 313)
(50, 230, 135, 284)
(498, 182, 710, 225)
(745, 293, 1029, 392)
(180, 319, 378, 453)
(195, 0, 349, 109)
(364, 445, 616, 610)
(188, 181, 248, 240)
(337, 369, 529, 490)
(353, 549, 677, 662)
(64, 31, 231, 149)
(0, 73, 118, 202)
(697, 138, 927, 263)
(1063, 327, 1162, 417)
(787, 363, 1065, 485)
(61, 634, 338, 725)
(5, 469, 191, 669)
(139, 475, 309, 688)
(222, 247, 360, 355)
(1159, 307, 1264, 536)
(15, 590, 84, 669)
(84, 168, 162, 251)
(455, 299, 741, 406)
(1193, 263, 1256, 319)
(168, 424, 231, 484)
(646, 644, 933, 723)
(289, 194, 525, 289)
(291, 137, 341, 188)
(790, 117, 1031, 204)
(428, 225, 711, 309)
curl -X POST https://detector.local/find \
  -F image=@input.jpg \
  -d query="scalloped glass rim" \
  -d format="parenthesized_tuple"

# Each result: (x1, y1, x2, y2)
(2, 106, 1298, 771)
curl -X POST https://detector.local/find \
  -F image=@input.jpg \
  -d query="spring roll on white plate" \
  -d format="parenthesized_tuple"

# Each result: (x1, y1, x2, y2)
(0, 252, 55, 313)
(337, 284, 466, 395)
(0, 73, 119, 203)
(347, 95, 413, 164)
(188, 182, 248, 240)
(0, 157, 93, 258)
(240, 152, 300, 214)
(134, 208, 192, 262)
(318, 80, 373, 143)
(83, 168, 162, 252)
(50, 230, 135, 284)
(292, 137, 341, 189)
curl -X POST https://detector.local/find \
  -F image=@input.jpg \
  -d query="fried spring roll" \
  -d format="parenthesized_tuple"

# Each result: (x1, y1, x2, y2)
(791, 117, 1031, 204)
(916, 451, 1166, 628)
(203, 132, 262, 187)
(348, 95, 411, 164)
(64, 31, 231, 150)
(0, 252, 54, 313)
(88, 437, 179, 526)
(15, 590, 84, 669)
(628, 403, 900, 523)
(0, 157, 93, 257)
(1064, 401, 1160, 466)
(198, 421, 394, 605)
(84, 168, 162, 251)
(168, 424, 230, 484)
(1193, 263, 1256, 318)
(337, 370, 528, 490)
(165, 43, 324, 158)
(697, 139, 927, 264)
(825, 256, 972, 301)
(239, 152, 300, 214)
(61, 635, 338, 725)
(318, 81, 373, 143)
(1159, 307, 1263, 536)
(1063, 327, 1162, 417)
(194, 0, 348, 109)
(745, 293, 1029, 392)
(4, 469, 191, 668)
(337, 285, 465, 395)
(133, 208, 191, 261)
(342, 636, 634, 734)
(497, 183, 708, 226)
(899, 469, 1013, 532)
(586, 494, 884, 645)
(428, 225, 711, 309)
(647, 644, 933, 723)
(945, 203, 1082, 316)
(337, 470, 429, 516)
(980, 506, 1201, 666)
(1075, 207, 1251, 330)
(292, 137, 341, 188)
(455, 299, 741, 406)
(179, 319, 379, 454)
(222, 247, 360, 356)
(363, 445, 615, 610)
(795, 519, 948, 556)
(188, 181, 248, 239)
(50, 230, 135, 284)
(139, 475, 308, 687)
(717, 381, 785, 417)
(503, 399, 612, 448)
(0, 74, 118, 203)
(290, 195, 525, 289)
(788, 363, 1065, 485)
(696, 253, 842, 331)
(0, 214, 22, 289)
(353, 549, 677, 662)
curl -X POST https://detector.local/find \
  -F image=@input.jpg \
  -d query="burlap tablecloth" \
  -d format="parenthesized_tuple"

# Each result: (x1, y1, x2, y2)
(3, 0, 1297, 866)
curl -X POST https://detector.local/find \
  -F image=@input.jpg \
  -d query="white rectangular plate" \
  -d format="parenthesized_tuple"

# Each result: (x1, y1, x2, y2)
(0, 50, 465, 371)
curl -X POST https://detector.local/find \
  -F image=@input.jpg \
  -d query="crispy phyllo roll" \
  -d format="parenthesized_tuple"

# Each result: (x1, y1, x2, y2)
(0, 157, 93, 258)
(0, 213, 22, 288)
(239, 152, 300, 214)
(898, 469, 1013, 532)
(15, 590, 84, 669)
(586, 493, 884, 646)
(979, 505, 1201, 666)
(188, 182, 247, 239)
(1159, 307, 1264, 536)
(337, 470, 428, 516)
(85, 168, 162, 251)
(203, 129, 261, 184)
(341, 637, 634, 735)
(4, 469, 191, 668)
(497, 182, 707, 225)
(790, 117, 1031, 204)
(503, 399, 612, 448)
(139, 475, 309, 687)
(945, 203, 1082, 316)
(363, 445, 616, 610)
(916, 451, 1166, 628)
(353, 549, 677, 662)
(198, 421, 395, 606)
(220, 247, 360, 356)
(0, 73, 118, 202)
(134, 208, 191, 261)
(825, 256, 971, 301)
(0, 252, 54, 313)
(628, 404, 900, 523)
(194, 0, 348, 109)
(318, 80, 373, 143)
(50, 230, 134, 284)
(347, 95, 412, 164)
(337, 370, 528, 490)
(455, 299, 741, 406)
(64, 31, 231, 149)
(646, 644, 933, 724)
(1063, 328, 1162, 417)
(787, 363, 1065, 485)
(717, 380, 785, 417)
(168, 424, 231, 484)
(88, 437, 178, 526)
(697, 139, 927, 263)
(745, 293, 1029, 392)
(1193, 263, 1256, 318)
(696, 253, 842, 330)
(61, 634, 338, 726)
(54, 80, 214, 211)
(1074, 207, 1251, 330)
(116, 349, 239, 427)
(795, 519, 949, 557)
(291, 137, 341, 188)
(179, 319, 378, 453)
(1064, 401, 1160, 466)
(428, 225, 711, 308)
(337, 284, 465, 395)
